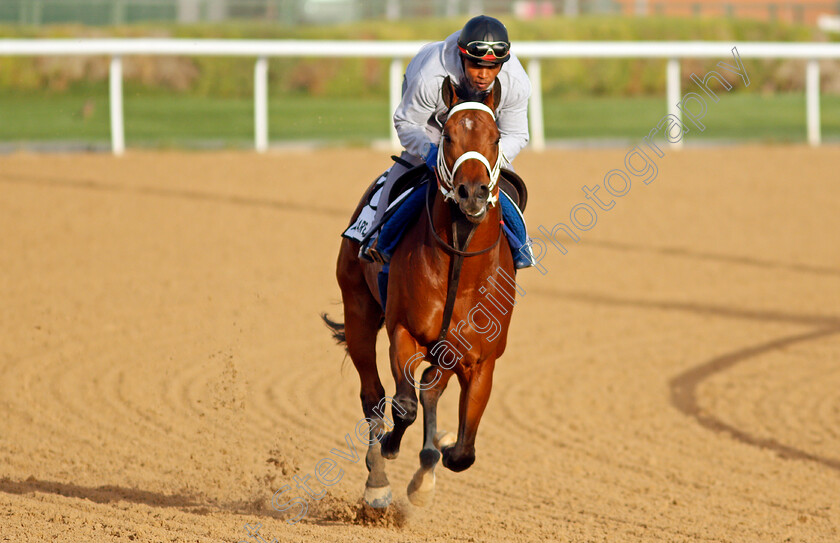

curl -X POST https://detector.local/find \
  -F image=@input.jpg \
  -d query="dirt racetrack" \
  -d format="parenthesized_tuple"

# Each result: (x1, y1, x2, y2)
(1, 145, 839, 542)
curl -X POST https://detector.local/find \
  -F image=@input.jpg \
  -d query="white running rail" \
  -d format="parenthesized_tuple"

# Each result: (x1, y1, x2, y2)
(2, 39, 839, 154)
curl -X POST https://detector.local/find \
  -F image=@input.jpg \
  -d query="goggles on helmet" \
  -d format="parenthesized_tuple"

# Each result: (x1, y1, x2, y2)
(459, 40, 510, 61)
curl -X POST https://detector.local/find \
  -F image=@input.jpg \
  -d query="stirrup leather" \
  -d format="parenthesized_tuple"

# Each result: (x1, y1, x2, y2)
(365, 238, 389, 264)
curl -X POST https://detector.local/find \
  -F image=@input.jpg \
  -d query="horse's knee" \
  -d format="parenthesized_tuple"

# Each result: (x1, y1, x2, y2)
(360, 389, 386, 419)
(378, 394, 417, 459)
(442, 446, 475, 473)
(392, 393, 417, 425)
(379, 430, 401, 459)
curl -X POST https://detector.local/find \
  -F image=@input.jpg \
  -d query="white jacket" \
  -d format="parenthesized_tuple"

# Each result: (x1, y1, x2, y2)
(393, 31, 531, 165)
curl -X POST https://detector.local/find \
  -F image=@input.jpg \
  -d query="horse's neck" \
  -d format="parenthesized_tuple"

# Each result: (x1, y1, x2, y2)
(429, 195, 453, 241)
(429, 192, 501, 250)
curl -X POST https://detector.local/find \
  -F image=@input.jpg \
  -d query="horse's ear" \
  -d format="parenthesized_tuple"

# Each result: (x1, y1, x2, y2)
(484, 77, 502, 112)
(441, 76, 458, 109)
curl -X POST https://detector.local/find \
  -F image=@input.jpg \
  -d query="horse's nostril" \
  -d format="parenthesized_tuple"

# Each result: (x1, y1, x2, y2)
(457, 185, 470, 200)
(478, 185, 489, 200)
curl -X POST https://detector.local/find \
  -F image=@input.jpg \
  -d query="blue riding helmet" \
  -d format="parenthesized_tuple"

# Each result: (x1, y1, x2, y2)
(457, 15, 511, 68)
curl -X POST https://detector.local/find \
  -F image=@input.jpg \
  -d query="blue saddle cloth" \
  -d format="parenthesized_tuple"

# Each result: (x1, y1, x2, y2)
(374, 184, 428, 260)
(376, 183, 533, 268)
(373, 183, 534, 310)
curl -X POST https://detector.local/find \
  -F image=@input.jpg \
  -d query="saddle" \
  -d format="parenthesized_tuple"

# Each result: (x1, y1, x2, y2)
(386, 157, 429, 207)
(341, 159, 430, 245)
(343, 156, 529, 249)
(343, 159, 533, 311)
(498, 169, 528, 212)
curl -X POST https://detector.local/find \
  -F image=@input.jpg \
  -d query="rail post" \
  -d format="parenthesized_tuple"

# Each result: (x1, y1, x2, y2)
(389, 57, 402, 150)
(109, 55, 125, 156)
(527, 58, 546, 152)
(666, 58, 682, 149)
(806, 59, 821, 146)
(254, 56, 269, 153)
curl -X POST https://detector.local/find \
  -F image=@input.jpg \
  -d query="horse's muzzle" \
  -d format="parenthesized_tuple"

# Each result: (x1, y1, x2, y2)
(456, 183, 490, 223)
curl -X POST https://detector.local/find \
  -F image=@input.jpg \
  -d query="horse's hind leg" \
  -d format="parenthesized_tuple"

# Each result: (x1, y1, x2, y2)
(336, 243, 392, 507)
(407, 366, 453, 507)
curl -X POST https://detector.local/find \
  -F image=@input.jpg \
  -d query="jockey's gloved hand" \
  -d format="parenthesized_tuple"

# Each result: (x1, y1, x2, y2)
(423, 143, 439, 171)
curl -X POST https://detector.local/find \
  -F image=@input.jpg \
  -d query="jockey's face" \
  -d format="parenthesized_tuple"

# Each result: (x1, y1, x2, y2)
(463, 59, 502, 93)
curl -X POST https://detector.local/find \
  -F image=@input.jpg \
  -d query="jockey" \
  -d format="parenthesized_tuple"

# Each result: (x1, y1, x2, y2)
(360, 15, 534, 269)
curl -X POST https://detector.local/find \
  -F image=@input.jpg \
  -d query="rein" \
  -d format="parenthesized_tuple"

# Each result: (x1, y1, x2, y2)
(424, 179, 502, 258)
(426, 100, 504, 343)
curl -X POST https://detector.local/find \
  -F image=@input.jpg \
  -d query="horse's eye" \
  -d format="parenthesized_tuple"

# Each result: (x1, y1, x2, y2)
(495, 138, 501, 145)
(443, 133, 452, 142)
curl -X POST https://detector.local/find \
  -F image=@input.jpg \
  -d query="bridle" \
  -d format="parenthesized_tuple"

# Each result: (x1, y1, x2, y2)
(435, 101, 502, 208)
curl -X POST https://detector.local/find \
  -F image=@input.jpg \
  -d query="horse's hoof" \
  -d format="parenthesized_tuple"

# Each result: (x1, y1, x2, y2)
(407, 469, 435, 507)
(433, 430, 456, 450)
(441, 446, 475, 473)
(363, 485, 392, 509)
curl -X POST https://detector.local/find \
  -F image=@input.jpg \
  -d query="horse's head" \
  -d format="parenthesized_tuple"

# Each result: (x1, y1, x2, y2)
(437, 76, 502, 224)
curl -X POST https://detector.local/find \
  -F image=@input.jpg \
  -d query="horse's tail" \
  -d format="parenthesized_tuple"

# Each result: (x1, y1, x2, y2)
(320, 312, 347, 346)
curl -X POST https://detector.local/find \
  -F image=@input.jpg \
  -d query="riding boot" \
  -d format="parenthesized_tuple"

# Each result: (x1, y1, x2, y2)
(499, 191, 535, 269)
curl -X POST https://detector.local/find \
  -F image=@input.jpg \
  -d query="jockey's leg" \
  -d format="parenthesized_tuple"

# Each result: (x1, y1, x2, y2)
(372, 151, 423, 227)
(360, 151, 423, 261)
(499, 189, 535, 269)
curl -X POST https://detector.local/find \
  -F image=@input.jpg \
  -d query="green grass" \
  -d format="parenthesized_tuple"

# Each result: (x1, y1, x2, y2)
(2, 89, 839, 147)
(546, 93, 840, 142)
(0, 88, 390, 146)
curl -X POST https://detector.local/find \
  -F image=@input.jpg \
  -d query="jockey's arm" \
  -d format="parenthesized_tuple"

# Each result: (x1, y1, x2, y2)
(496, 63, 531, 167)
(394, 56, 532, 166)
(393, 73, 441, 159)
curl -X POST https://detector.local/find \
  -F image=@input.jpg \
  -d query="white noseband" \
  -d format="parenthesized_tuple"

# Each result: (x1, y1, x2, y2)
(436, 102, 502, 207)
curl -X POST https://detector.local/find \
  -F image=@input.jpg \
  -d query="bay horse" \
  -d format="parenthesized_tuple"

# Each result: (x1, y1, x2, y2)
(323, 77, 518, 509)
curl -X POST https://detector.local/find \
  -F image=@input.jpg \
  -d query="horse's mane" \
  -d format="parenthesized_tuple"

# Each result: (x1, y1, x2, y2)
(454, 83, 491, 104)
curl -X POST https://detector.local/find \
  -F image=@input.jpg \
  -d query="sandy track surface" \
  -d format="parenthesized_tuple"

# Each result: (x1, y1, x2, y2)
(1, 147, 838, 542)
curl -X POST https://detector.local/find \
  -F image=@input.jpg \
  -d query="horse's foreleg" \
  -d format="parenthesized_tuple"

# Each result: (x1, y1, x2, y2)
(361, 424, 392, 508)
(379, 325, 424, 459)
(407, 365, 453, 506)
(441, 358, 496, 473)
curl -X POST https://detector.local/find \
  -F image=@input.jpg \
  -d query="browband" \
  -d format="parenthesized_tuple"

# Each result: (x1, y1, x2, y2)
(446, 101, 496, 121)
